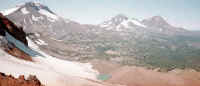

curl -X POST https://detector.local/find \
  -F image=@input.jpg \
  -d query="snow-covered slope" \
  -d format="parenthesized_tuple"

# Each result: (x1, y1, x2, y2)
(38, 9, 58, 20)
(21, 8, 29, 14)
(0, 7, 20, 15)
(27, 37, 99, 79)
(0, 37, 100, 86)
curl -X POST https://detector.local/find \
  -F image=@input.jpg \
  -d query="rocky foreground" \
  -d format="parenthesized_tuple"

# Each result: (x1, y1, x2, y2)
(0, 72, 44, 86)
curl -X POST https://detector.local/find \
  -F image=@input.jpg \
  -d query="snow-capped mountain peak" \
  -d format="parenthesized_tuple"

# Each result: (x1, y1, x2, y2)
(1, 2, 58, 21)
(142, 16, 170, 27)
(110, 14, 129, 25)
(2, 2, 83, 40)
(141, 16, 187, 34)
(99, 14, 146, 31)
(0, 7, 20, 15)
(22, 2, 58, 20)
(99, 14, 128, 28)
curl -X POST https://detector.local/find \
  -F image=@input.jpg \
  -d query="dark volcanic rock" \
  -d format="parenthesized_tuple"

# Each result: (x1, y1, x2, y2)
(0, 13, 27, 45)
(0, 13, 32, 61)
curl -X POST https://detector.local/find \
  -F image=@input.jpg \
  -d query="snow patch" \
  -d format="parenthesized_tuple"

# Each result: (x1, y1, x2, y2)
(0, 7, 20, 15)
(35, 39, 48, 45)
(21, 8, 29, 14)
(120, 20, 130, 28)
(27, 38, 99, 79)
(130, 19, 146, 28)
(23, 19, 26, 24)
(35, 33, 41, 37)
(32, 15, 44, 21)
(159, 28, 163, 32)
(27, 37, 40, 50)
(38, 9, 58, 21)
(117, 19, 146, 29)
(50, 37, 63, 42)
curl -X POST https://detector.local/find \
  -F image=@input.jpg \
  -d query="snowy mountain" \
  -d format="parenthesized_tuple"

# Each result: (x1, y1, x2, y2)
(1, 2, 58, 21)
(99, 14, 146, 31)
(97, 14, 188, 46)
(1, 2, 83, 40)
(142, 16, 187, 35)
(98, 14, 187, 35)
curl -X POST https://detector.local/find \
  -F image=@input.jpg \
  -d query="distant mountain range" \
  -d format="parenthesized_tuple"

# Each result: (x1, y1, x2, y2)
(1, 2, 200, 71)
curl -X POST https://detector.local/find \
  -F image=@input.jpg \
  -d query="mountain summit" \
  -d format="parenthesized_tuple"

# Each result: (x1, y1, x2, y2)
(142, 16, 170, 27)
(99, 14, 146, 31)
(1, 2, 56, 17)
(0, 2, 83, 39)
(20, 2, 55, 14)
(142, 16, 187, 34)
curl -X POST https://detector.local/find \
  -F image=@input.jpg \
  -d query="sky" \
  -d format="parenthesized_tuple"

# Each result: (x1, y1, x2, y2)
(0, 0, 199, 30)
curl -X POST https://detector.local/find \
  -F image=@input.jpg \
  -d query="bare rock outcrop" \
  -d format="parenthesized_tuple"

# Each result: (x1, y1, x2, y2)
(0, 13, 27, 45)
(0, 72, 44, 86)
(0, 13, 32, 61)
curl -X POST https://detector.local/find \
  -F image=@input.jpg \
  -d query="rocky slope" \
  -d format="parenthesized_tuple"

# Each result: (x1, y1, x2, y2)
(0, 72, 44, 86)
(0, 13, 32, 61)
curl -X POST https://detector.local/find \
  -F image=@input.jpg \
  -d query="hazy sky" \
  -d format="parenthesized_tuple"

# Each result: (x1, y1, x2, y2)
(0, 0, 199, 30)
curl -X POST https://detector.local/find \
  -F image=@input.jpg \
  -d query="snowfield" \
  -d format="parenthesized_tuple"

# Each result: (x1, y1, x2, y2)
(130, 19, 146, 28)
(0, 37, 99, 86)
(39, 9, 58, 20)
(21, 8, 29, 14)
(32, 15, 44, 21)
(35, 39, 48, 45)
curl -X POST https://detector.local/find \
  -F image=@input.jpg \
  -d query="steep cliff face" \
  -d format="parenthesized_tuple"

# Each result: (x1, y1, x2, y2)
(0, 13, 27, 45)
(0, 72, 44, 86)
(0, 13, 32, 61)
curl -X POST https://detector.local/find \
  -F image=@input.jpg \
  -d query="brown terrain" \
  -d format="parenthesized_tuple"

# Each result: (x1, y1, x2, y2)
(0, 72, 44, 86)
(4, 47, 32, 61)
(88, 59, 200, 86)
(0, 13, 32, 61)
(105, 66, 200, 86)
